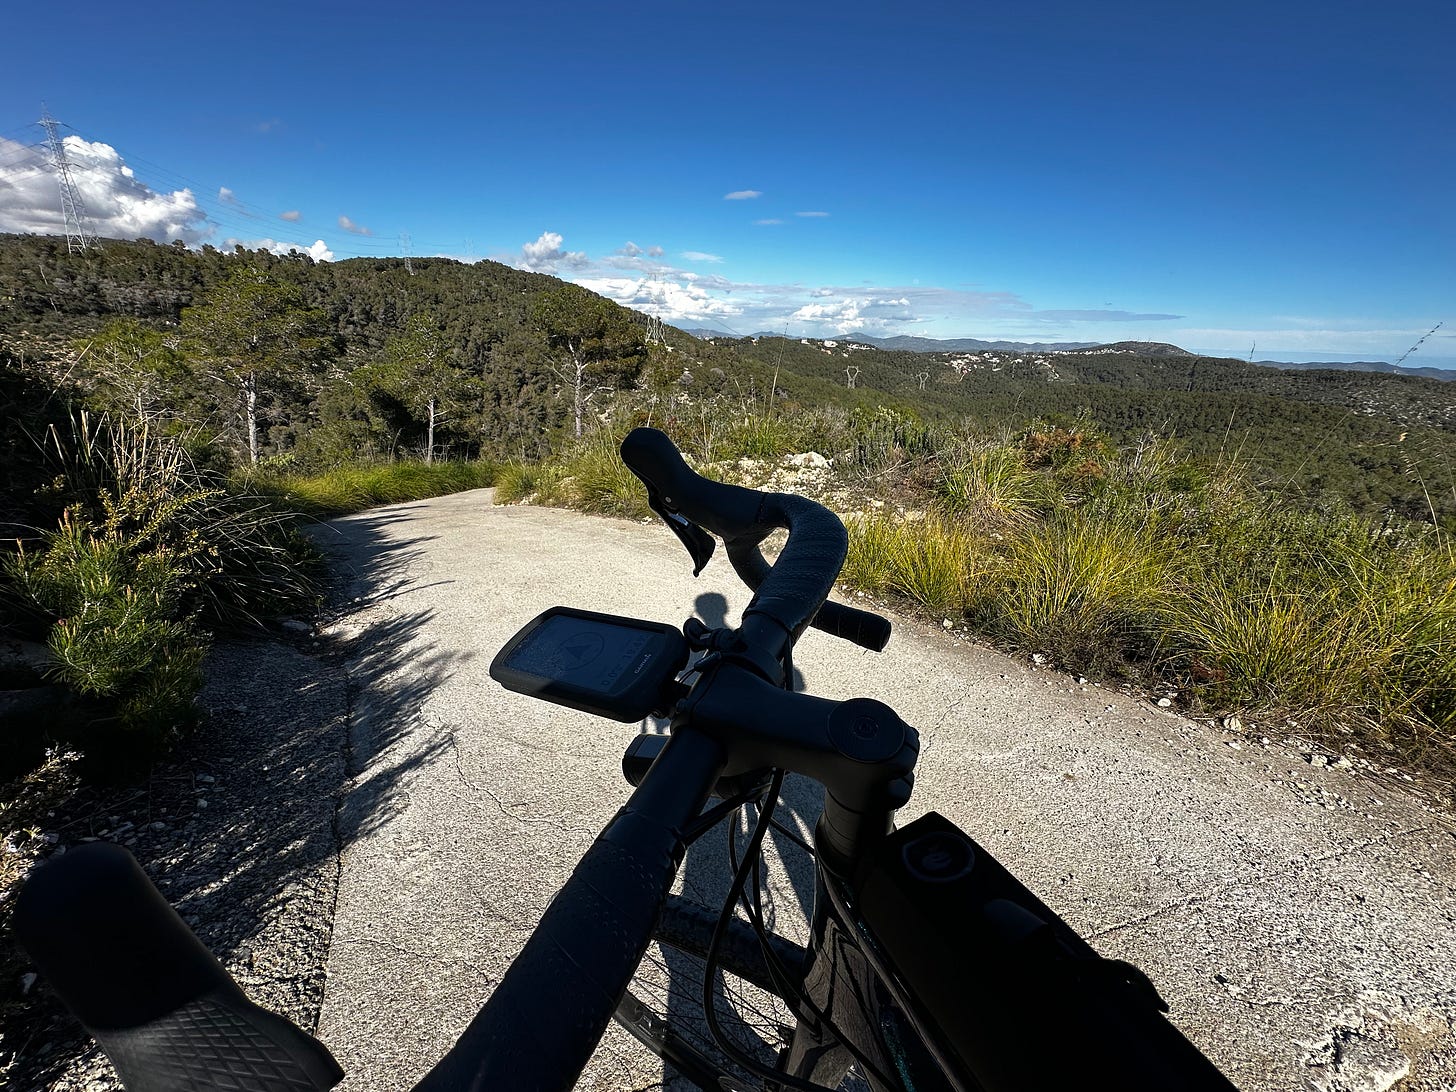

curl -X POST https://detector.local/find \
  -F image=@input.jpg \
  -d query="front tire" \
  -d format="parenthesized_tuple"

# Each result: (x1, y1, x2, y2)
(612, 894, 809, 1090)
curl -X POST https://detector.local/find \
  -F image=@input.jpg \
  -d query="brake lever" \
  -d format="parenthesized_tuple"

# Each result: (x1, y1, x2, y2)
(645, 487, 716, 575)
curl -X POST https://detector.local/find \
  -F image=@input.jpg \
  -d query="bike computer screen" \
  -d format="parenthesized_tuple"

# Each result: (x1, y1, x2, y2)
(490, 606, 690, 722)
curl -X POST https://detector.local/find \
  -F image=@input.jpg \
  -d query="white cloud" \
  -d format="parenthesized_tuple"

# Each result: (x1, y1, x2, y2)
(648, 245, 664, 257)
(724, 190, 762, 200)
(754, 218, 784, 226)
(494, 233, 1203, 345)
(516, 230, 588, 273)
(681, 251, 723, 263)
(230, 236, 335, 262)
(0, 134, 213, 245)
(789, 295, 918, 335)
(796, 210, 830, 218)
(280, 209, 302, 221)
(338, 215, 372, 235)
(577, 275, 744, 323)
(219, 186, 236, 203)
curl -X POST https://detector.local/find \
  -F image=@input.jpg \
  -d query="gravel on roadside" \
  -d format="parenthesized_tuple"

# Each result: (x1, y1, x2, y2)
(1, 635, 350, 1091)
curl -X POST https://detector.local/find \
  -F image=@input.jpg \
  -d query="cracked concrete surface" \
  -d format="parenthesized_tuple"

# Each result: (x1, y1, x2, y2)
(312, 491, 1456, 1091)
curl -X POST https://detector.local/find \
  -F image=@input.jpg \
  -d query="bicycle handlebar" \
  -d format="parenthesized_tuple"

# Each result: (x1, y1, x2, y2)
(620, 428, 891, 655)
(15, 842, 343, 1092)
(411, 728, 727, 1091)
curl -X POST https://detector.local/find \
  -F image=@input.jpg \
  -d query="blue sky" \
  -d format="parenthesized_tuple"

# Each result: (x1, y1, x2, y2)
(2, 0, 1451, 366)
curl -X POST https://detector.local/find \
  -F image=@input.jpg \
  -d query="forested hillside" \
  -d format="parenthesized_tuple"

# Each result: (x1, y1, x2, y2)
(695, 335, 1456, 523)
(2, 233, 1452, 523)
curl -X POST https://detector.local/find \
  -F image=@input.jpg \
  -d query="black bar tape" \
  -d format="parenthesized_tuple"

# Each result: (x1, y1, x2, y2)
(721, 539, 886, 651)
(15, 843, 342, 1092)
(741, 493, 845, 643)
(813, 600, 893, 652)
(411, 808, 685, 1092)
(620, 427, 765, 538)
(623, 429, 890, 651)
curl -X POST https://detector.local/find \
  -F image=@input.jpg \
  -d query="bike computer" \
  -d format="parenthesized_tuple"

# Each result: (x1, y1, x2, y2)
(490, 606, 691, 722)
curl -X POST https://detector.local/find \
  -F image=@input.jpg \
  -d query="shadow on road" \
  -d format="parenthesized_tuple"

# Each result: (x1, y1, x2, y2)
(309, 507, 473, 847)
(3, 504, 470, 1090)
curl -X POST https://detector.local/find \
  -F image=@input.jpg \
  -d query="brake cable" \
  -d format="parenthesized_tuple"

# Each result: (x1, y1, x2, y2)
(714, 779, 901, 1092)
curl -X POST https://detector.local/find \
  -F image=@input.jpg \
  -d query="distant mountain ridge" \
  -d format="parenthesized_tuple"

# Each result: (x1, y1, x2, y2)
(835, 333, 1103, 354)
(1246, 358, 1454, 382)
(682, 329, 1454, 382)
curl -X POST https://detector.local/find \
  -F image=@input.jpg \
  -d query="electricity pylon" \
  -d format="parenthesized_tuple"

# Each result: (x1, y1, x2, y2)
(39, 106, 97, 253)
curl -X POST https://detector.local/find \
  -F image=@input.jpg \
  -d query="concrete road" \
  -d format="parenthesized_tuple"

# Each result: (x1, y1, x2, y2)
(313, 490, 1456, 1091)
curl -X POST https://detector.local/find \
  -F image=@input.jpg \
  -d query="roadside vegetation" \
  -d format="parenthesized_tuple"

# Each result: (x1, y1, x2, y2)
(501, 405, 1456, 776)
(254, 459, 498, 518)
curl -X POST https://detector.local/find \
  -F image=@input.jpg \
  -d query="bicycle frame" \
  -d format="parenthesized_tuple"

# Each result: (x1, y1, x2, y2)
(783, 864, 961, 1092)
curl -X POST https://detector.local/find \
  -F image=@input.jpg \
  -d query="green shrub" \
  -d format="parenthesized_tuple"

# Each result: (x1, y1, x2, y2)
(6, 517, 205, 755)
(43, 412, 320, 627)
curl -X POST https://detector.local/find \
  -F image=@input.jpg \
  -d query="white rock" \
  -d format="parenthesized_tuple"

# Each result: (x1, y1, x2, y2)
(785, 452, 830, 469)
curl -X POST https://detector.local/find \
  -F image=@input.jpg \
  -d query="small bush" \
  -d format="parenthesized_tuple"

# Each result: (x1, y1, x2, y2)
(6, 516, 205, 756)
(42, 412, 320, 627)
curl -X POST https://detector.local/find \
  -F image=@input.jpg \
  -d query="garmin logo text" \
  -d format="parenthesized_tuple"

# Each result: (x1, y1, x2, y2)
(632, 652, 653, 676)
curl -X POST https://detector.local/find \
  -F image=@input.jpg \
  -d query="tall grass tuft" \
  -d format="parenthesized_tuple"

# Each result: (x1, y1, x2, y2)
(989, 511, 1171, 672)
(1163, 513, 1456, 752)
(935, 444, 1048, 529)
(844, 513, 983, 617)
(493, 431, 652, 519)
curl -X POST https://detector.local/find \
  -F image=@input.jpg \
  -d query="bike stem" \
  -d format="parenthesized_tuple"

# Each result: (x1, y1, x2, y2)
(677, 658, 919, 873)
